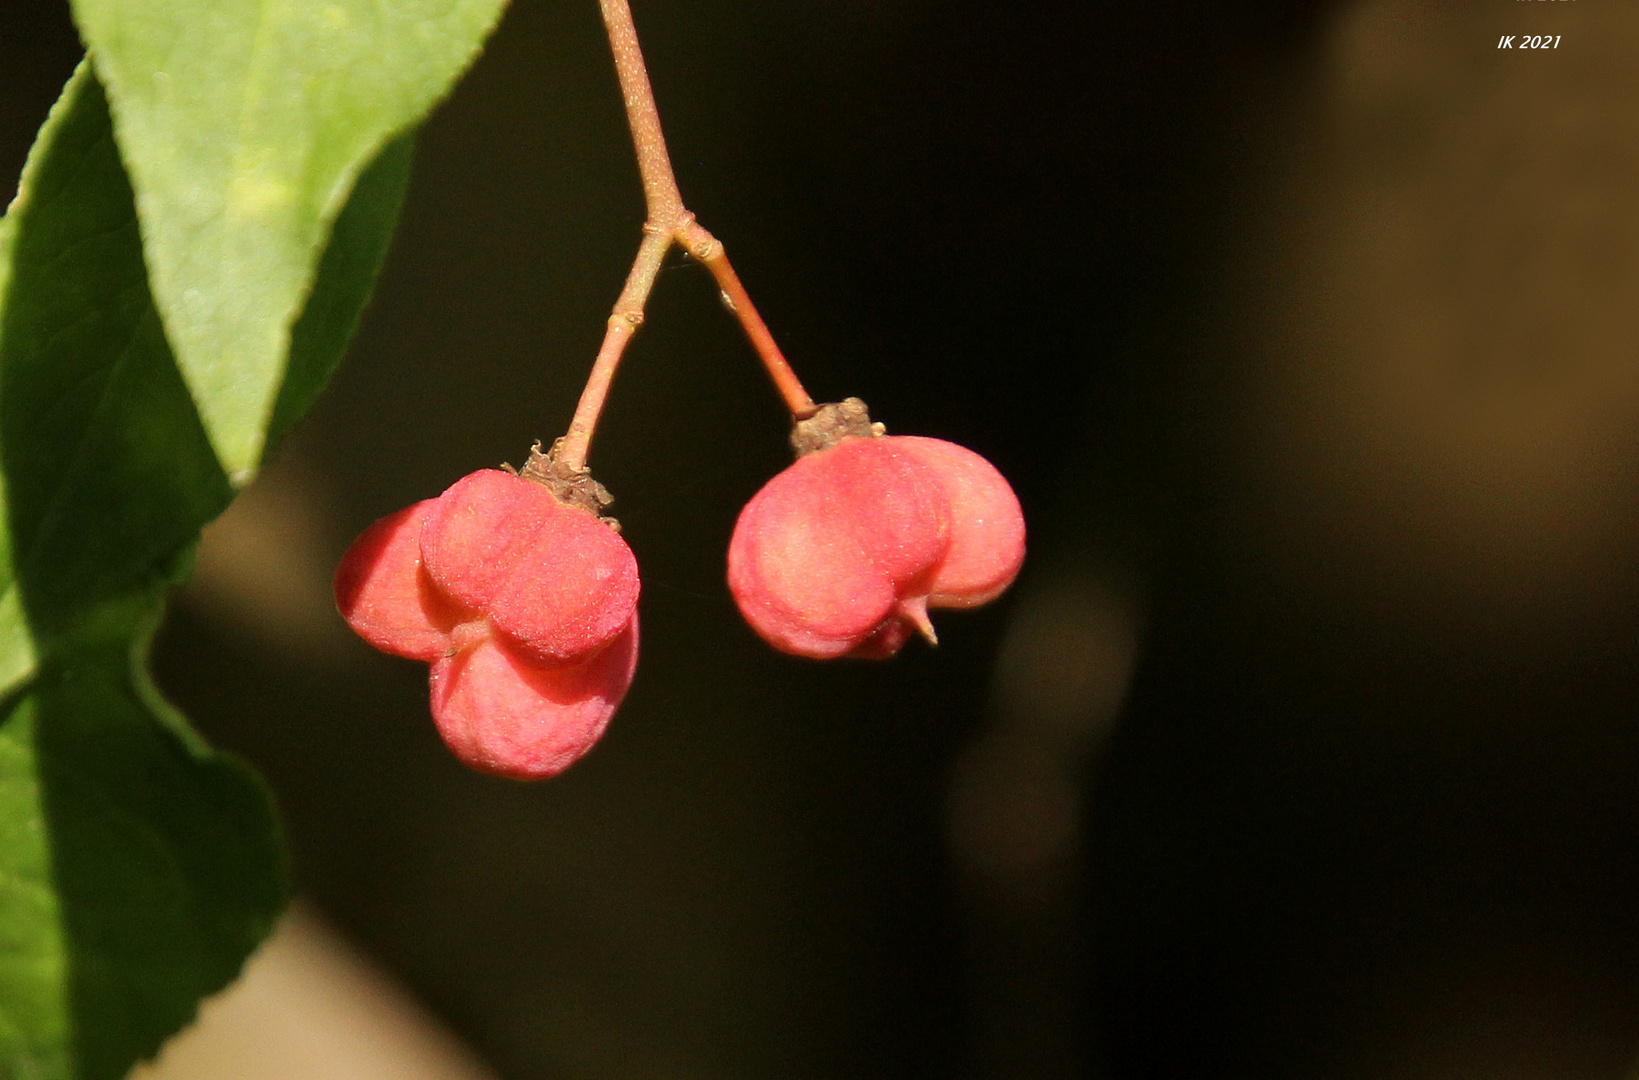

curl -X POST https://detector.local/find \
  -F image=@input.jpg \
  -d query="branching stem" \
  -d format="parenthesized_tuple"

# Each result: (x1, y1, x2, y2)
(557, 0, 816, 473)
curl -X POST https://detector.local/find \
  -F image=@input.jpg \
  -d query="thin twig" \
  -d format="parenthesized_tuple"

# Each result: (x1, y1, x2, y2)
(558, 0, 816, 472)
(557, 226, 672, 469)
(598, 0, 681, 224)
(677, 218, 815, 419)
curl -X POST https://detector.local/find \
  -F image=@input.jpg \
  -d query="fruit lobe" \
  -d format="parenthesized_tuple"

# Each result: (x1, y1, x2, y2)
(728, 434, 1024, 659)
(335, 468, 639, 780)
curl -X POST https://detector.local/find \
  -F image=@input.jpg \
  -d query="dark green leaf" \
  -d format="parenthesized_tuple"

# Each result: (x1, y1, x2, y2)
(0, 60, 409, 1079)
(1, 633, 283, 1080)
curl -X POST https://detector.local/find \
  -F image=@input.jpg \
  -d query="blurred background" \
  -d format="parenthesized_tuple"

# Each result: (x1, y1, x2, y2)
(7, 0, 1639, 1076)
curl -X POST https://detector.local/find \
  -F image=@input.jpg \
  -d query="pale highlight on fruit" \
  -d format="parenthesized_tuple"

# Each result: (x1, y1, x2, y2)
(335, 469, 639, 780)
(728, 434, 1024, 659)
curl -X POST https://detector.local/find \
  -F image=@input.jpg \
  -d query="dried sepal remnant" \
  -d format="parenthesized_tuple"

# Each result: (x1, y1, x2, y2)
(335, 468, 639, 780)
(728, 428, 1025, 659)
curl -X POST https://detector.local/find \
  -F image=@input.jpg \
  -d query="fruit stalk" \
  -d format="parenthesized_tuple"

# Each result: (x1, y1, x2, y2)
(559, 0, 816, 473)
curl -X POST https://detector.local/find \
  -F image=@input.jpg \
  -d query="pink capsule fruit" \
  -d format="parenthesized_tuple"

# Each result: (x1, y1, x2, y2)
(728, 432, 1024, 659)
(335, 468, 639, 780)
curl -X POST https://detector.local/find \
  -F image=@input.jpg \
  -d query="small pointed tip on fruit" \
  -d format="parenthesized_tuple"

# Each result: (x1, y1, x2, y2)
(900, 597, 938, 647)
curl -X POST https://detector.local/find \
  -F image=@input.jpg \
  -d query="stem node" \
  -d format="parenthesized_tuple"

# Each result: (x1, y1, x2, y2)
(564, 0, 819, 473)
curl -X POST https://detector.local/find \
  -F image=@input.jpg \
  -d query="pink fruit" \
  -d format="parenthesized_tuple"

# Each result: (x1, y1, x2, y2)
(335, 468, 639, 780)
(728, 430, 1025, 659)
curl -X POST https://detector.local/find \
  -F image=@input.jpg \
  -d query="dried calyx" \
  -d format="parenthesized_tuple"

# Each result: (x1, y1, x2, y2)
(507, 439, 620, 528)
(789, 397, 885, 456)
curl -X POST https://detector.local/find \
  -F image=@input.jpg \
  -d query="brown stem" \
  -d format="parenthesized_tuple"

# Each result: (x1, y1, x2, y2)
(556, 226, 672, 471)
(598, 0, 682, 224)
(560, 0, 817, 471)
(677, 218, 816, 418)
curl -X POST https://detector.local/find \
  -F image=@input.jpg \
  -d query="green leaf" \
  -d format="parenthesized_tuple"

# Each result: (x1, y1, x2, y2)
(0, 65, 226, 691)
(0, 637, 284, 1080)
(0, 62, 408, 1080)
(71, 0, 508, 481)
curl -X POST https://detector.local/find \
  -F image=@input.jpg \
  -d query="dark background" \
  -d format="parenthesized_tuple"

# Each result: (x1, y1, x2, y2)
(7, 1, 1639, 1077)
